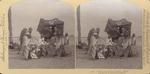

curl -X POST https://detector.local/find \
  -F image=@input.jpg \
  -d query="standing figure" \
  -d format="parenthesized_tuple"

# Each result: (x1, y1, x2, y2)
(131, 33, 136, 46)
(127, 33, 136, 57)
(22, 29, 31, 60)
(64, 33, 69, 46)
(96, 28, 100, 38)
(28, 27, 33, 38)
(87, 28, 95, 53)
(89, 31, 99, 59)
(54, 35, 68, 57)
(18, 28, 27, 54)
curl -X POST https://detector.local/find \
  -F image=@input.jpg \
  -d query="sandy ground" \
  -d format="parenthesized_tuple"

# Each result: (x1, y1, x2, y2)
(9, 37, 75, 69)
(9, 37, 142, 69)
(76, 37, 142, 69)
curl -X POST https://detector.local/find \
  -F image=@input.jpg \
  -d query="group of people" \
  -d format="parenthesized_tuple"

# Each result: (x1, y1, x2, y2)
(18, 27, 34, 60)
(18, 27, 69, 60)
(87, 28, 106, 59)
(86, 28, 136, 60)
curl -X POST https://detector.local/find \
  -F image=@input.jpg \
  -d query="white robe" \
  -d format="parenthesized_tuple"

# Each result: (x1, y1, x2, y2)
(90, 35, 98, 59)
(22, 32, 31, 59)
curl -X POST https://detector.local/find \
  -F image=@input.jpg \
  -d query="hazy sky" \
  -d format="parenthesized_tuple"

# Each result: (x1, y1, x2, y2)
(11, 0, 75, 38)
(11, 0, 142, 38)
(80, 0, 142, 37)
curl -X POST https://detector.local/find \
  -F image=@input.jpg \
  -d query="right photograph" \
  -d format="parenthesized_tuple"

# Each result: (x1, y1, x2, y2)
(76, 0, 142, 69)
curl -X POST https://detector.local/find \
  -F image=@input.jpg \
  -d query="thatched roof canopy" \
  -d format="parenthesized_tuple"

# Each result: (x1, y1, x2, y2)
(37, 18, 64, 38)
(105, 18, 131, 39)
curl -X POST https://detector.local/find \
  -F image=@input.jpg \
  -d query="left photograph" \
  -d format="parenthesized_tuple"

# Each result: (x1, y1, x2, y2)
(8, 0, 75, 69)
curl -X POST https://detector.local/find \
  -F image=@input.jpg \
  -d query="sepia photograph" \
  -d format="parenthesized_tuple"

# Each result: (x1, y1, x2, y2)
(76, 0, 142, 69)
(8, 0, 75, 69)
(1, 0, 150, 74)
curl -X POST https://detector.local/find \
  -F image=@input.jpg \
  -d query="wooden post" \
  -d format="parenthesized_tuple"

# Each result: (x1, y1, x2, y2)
(8, 7, 13, 43)
(77, 5, 81, 44)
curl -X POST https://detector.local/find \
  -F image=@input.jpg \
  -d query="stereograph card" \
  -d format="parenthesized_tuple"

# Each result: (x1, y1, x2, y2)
(0, 0, 150, 74)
